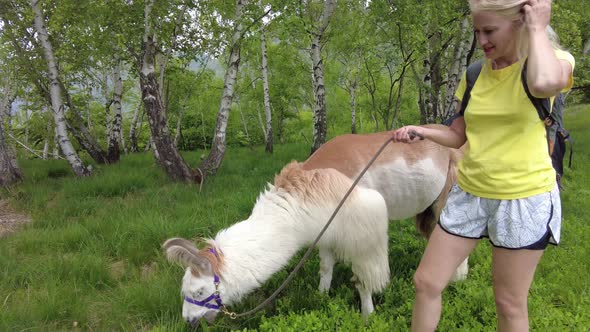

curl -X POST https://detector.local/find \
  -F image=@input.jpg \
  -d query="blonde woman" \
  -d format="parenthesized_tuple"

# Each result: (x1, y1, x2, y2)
(392, 0, 575, 331)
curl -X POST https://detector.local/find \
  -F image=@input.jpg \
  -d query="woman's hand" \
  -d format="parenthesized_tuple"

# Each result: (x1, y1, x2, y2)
(391, 125, 425, 144)
(522, 0, 551, 33)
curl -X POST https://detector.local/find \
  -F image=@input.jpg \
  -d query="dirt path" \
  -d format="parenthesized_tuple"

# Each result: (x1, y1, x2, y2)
(0, 199, 31, 237)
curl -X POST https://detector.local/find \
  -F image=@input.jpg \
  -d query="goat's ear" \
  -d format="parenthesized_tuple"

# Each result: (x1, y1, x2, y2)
(162, 237, 212, 275)
(191, 255, 212, 276)
(163, 238, 200, 256)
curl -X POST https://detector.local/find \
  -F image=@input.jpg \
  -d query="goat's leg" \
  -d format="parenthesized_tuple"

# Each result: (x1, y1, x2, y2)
(351, 252, 389, 320)
(355, 281, 375, 320)
(318, 248, 335, 292)
(451, 257, 469, 282)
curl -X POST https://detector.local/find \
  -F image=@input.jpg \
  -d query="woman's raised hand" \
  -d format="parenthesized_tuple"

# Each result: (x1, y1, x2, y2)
(522, 0, 551, 33)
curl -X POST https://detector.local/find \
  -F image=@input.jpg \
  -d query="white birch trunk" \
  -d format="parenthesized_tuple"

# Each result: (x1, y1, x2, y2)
(52, 126, 59, 159)
(460, 22, 475, 70)
(444, 17, 469, 119)
(129, 98, 142, 152)
(157, 52, 167, 104)
(43, 120, 50, 160)
(1, 82, 14, 120)
(256, 106, 266, 140)
(0, 79, 22, 186)
(259, 0, 273, 153)
(107, 59, 123, 162)
(200, 0, 248, 174)
(421, 57, 432, 124)
(120, 127, 127, 154)
(349, 83, 357, 133)
(86, 84, 93, 130)
(31, 0, 90, 176)
(140, 0, 196, 183)
(200, 112, 207, 151)
(428, 31, 442, 124)
(103, 73, 112, 143)
(350, 54, 361, 134)
(24, 90, 30, 146)
(309, 0, 335, 154)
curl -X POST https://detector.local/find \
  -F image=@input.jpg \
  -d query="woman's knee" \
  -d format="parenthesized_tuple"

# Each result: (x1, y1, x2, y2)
(413, 268, 446, 297)
(494, 292, 528, 319)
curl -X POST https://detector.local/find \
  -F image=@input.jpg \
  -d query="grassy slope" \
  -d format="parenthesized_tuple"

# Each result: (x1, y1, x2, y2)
(1, 106, 588, 331)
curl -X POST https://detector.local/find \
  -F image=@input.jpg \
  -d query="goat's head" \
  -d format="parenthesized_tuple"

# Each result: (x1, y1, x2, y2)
(162, 237, 223, 326)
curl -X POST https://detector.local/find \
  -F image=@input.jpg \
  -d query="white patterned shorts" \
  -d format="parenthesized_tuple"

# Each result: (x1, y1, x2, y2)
(439, 184, 561, 249)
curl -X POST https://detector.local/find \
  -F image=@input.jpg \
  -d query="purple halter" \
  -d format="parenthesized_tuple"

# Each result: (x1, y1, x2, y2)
(183, 248, 225, 310)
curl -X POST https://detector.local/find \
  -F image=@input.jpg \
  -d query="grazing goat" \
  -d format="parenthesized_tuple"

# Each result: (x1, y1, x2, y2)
(163, 124, 462, 325)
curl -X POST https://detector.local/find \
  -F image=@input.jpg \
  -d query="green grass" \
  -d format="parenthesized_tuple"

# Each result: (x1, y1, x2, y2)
(1, 107, 589, 331)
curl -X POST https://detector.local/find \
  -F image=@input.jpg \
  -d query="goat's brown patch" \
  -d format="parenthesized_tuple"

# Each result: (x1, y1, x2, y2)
(302, 124, 455, 178)
(200, 245, 224, 276)
(274, 162, 357, 205)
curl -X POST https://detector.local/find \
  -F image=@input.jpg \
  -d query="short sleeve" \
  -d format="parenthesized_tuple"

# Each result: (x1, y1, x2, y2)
(555, 49, 575, 92)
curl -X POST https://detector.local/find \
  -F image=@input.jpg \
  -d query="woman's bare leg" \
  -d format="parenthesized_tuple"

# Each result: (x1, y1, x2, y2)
(411, 225, 479, 332)
(492, 247, 544, 332)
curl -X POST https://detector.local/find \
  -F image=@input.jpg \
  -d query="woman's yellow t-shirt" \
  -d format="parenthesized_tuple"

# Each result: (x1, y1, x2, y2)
(454, 50, 575, 199)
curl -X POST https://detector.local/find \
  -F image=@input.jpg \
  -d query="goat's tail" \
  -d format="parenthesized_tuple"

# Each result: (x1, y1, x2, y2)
(415, 149, 460, 238)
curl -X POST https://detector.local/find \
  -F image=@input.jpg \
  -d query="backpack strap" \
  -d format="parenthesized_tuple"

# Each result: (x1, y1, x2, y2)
(443, 60, 483, 126)
(558, 127, 574, 168)
(521, 60, 554, 126)
(460, 60, 484, 116)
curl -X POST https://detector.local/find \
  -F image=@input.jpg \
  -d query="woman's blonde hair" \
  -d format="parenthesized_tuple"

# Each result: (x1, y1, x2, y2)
(468, 0, 561, 59)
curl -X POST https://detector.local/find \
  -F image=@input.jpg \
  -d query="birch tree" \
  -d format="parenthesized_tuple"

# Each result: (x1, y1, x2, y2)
(200, 0, 249, 175)
(0, 75, 22, 186)
(421, 29, 441, 124)
(442, 17, 471, 120)
(107, 59, 123, 162)
(341, 52, 363, 134)
(258, 0, 274, 153)
(331, 0, 374, 133)
(308, 0, 335, 154)
(31, 0, 91, 176)
(128, 99, 143, 153)
(392, 0, 464, 124)
(139, 0, 198, 183)
(61, 83, 109, 164)
(42, 118, 51, 159)
(1, 3, 109, 166)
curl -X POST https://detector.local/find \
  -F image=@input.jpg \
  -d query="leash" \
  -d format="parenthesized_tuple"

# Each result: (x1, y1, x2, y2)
(221, 131, 424, 319)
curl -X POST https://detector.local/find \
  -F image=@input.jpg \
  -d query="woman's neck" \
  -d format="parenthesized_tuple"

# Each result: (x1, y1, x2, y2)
(492, 54, 520, 69)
